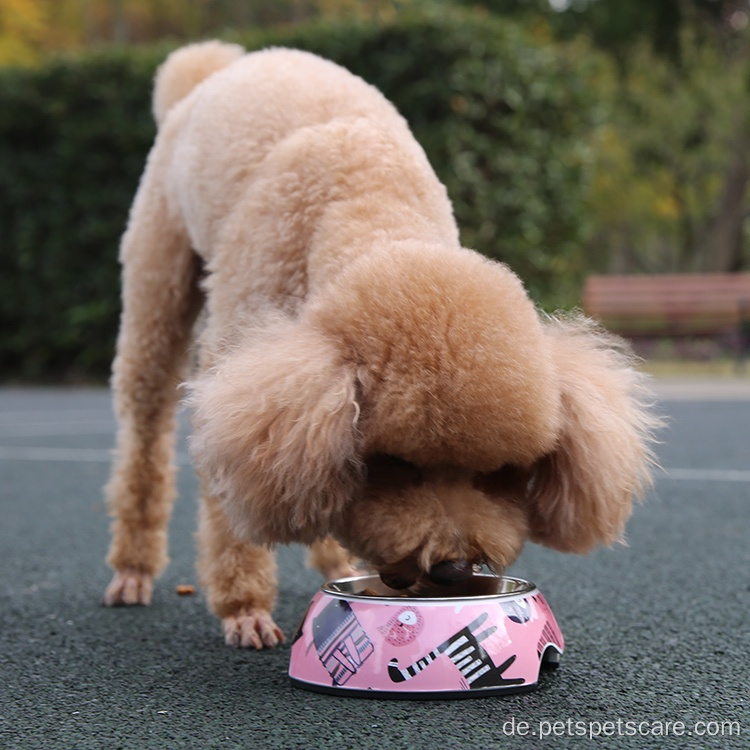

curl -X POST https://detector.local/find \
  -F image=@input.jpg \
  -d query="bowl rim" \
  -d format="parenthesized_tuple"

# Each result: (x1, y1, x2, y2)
(320, 573, 538, 603)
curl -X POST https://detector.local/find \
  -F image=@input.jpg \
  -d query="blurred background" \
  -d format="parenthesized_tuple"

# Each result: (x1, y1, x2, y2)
(1, 0, 748, 382)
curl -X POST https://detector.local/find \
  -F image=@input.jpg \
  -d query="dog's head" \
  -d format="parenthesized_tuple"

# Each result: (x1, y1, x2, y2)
(189, 244, 658, 588)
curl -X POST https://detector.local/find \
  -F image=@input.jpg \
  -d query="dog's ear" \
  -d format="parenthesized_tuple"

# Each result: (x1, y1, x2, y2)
(188, 317, 362, 545)
(525, 315, 660, 553)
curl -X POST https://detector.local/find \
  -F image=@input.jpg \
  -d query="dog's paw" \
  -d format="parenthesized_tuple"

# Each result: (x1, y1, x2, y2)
(103, 569, 154, 606)
(222, 609, 285, 649)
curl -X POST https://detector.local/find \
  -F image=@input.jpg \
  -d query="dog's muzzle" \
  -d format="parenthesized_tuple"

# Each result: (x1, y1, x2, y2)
(427, 559, 473, 586)
(378, 559, 473, 590)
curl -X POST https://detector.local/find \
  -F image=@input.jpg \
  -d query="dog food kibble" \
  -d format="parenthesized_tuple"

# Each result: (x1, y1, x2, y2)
(176, 584, 196, 596)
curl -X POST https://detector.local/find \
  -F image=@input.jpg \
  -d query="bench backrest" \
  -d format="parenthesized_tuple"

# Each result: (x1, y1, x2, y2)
(582, 273, 750, 336)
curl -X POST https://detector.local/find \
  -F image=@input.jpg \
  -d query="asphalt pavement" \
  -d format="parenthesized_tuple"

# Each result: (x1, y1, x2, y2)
(1, 381, 748, 749)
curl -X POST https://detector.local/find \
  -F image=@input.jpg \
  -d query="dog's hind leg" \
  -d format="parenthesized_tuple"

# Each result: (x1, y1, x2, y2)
(103, 153, 203, 607)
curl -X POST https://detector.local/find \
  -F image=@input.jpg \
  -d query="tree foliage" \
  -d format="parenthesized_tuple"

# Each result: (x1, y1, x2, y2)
(0, 0, 46, 66)
(551, 0, 750, 274)
(0, 0, 421, 65)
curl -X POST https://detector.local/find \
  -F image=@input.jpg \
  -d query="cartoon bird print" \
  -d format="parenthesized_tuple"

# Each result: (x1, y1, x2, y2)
(378, 607, 424, 646)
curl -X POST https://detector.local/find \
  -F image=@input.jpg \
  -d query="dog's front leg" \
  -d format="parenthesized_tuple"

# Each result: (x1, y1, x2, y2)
(197, 488, 284, 648)
(308, 537, 360, 581)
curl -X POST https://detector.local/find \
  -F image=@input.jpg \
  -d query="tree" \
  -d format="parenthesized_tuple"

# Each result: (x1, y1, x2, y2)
(547, 0, 750, 274)
(582, 32, 748, 274)
(0, 0, 46, 65)
(0, 0, 419, 63)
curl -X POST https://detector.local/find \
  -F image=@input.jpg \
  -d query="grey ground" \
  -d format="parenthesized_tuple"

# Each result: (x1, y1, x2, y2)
(1, 381, 748, 749)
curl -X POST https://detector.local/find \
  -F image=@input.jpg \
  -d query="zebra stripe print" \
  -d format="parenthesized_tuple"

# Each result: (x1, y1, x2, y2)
(388, 613, 500, 684)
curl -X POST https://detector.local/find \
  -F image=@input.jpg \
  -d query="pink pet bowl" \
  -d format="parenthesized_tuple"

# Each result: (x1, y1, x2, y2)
(289, 573, 564, 699)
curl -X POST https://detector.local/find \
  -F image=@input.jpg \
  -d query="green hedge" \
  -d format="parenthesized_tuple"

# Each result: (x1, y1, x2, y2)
(0, 9, 598, 382)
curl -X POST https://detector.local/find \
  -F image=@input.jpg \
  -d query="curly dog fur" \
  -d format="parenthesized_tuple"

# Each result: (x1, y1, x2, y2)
(103, 41, 659, 648)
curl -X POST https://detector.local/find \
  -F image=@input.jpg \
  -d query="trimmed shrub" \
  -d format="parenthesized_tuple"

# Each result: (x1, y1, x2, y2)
(0, 9, 597, 382)
(0, 47, 163, 381)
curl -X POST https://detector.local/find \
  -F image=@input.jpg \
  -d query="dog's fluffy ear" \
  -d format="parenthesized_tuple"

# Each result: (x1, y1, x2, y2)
(188, 317, 362, 545)
(526, 315, 661, 553)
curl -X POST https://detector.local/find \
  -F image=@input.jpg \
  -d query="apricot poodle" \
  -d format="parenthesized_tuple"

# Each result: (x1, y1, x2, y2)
(103, 41, 658, 648)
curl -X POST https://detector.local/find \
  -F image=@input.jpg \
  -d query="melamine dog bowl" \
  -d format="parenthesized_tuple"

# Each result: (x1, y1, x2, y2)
(289, 573, 564, 699)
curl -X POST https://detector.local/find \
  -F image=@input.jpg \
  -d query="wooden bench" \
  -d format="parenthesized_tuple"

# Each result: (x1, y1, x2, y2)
(581, 273, 750, 355)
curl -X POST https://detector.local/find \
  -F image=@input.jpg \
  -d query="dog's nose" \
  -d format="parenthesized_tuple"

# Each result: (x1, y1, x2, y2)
(379, 571, 418, 590)
(428, 560, 472, 586)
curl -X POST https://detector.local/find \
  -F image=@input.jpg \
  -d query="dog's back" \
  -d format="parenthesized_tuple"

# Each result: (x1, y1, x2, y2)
(153, 45, 441, 255)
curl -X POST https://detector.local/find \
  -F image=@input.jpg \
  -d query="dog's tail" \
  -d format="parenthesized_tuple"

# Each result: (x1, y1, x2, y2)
(152, 40, 245, 127)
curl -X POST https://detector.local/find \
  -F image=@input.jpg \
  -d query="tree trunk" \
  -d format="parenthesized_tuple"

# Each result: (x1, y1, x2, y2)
(700, 122, 750, 272)
(111, 0, 128, 44)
